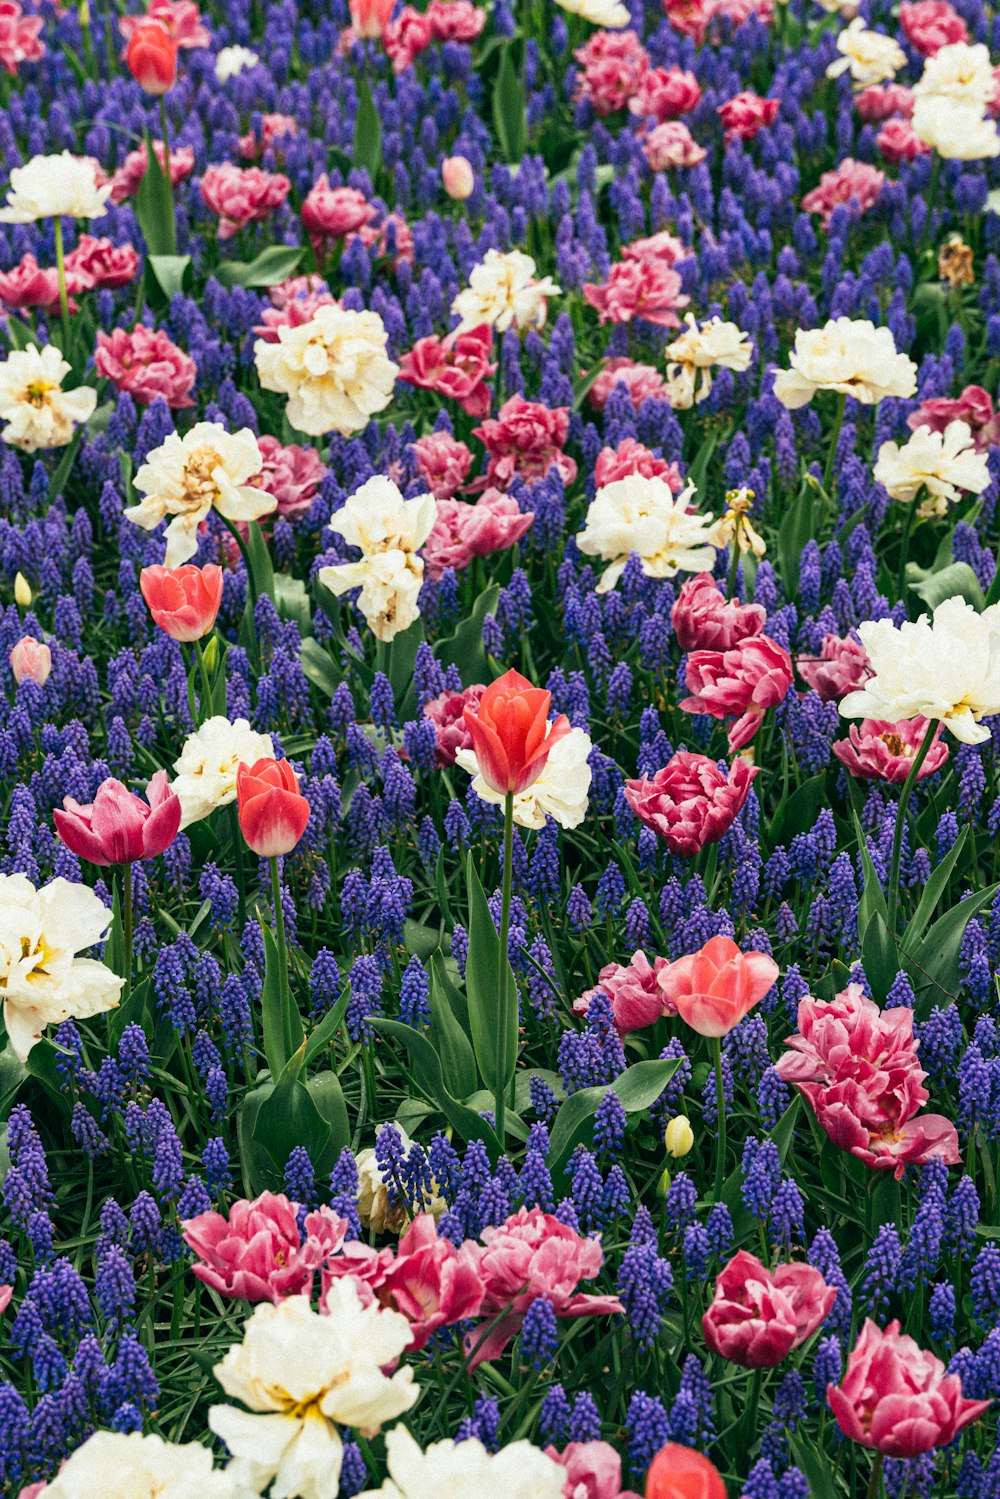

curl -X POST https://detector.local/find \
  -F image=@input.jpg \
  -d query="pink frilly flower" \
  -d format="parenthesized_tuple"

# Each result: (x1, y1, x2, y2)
(320, 1238, 395, 1306)
(239, 112, 299, 161)
(899, 0, 967, 55)
(249, 433, 327, 518)
(426, 0, 486, 43)
(422, 489, 533, 579)
(623, 230, 688, 267)
(680, 636, 794, 751)
(118, 0, 210, 48)
(629, 65, 701, 120)
(832, 717, 949, 785)
(464, 1207, 623, 1368)
(573, 950, 671, 1033)
(855, 83, 915, 122)
(353, 211, 414, 268)
(545, 1442, 643, 1499)
(594, 438, 683, 491)
(801, 158, 885, 227)
(0, 254, 63, 311)
(718, 90, 779, 141)
(109, 140, 196, 204)
(661, 0, 716, 44)
(0, 1, 44, 76)
(300, 178, 374, 257)
(775, 985, 962, 1178)
(908, 385, 1000, 451)
(473, 395, 577, 488)
(624, 751, 760, 858)
(584, 258, 689, 328)
(796, 632, 872, 701)
(94, 325, 197, 408)
(829, 1320, 990, 1457)
(642, 120, 707, 169)
(876, 118, 930, 163)
(423, 683, 487, 765)
(182, 1193, 348, 1301)
(383, 4, 433, 70)
(254, 285, 339, 341)
(378, 1213, 485, 1351)
(397, 323, 497, 419)
(410, 431, 474, 499)
(573, 29, 649, 117)
(702, 1250, 836, 1368)
(671, 572, 766, 652)
(0, 1286, 11, 1316)
(64, 235, 139, 291)
(587, 359, 671, 411)
(199, 163, 291, 238)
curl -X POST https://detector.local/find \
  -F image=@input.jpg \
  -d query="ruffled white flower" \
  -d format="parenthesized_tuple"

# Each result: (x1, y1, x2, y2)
(0, 874, 123, 1061)
(317, 477, 437, 642)
(209, 1281, 418, 1499)
(874, 421, 991, 513)
(577, 477, 720, 593)
(255, 306, 399, 437)
(664, 314, 753, 408)
(0, 152, 111, 222)
(328, 476, 437, 555)
(457, 725, 593, 830)
(356, 1123, 447, 1233)
(171, 716, 275, 828)
(554, 0, 629, 26)
(0, 344, 96, 452)
(41, 1430, 247, 1499)
(773, 318, 917, 410)
(357, 1427, 566, 1499)
(215, 45, 260, 81)
(913, 41, 996, 108)
(840, 596, 1000, 745)
(912, 97, 1000, 159)
(451, 249, 561, 335)
(126, 423, 276, 568)
(826, 18, 906, 85)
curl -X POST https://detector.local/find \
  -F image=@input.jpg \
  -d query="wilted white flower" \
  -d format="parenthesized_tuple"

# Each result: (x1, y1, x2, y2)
(327, 476, 437, 555)
(826, 18, 906, 85)
(209, 1280, 418, 1499)
(0, 152, 111, 222)
(126, 422, 276, 568)
(255, 306, 398, 437)
(773, 318, 917, 409)
(840, 596, 1000, 744)
(357, 1427, 566, 1499)
(457, 725, 593, 831)
(577, 476, 720, 593)
(0, 344, 96, 452)
(317, 476, 437, 642)
(171, 716, 275, 828)
(215, 45, 260, 81)
(451, 249, 561, 334)
(554, 0, 629, 25)
(664, 314, 753, 408)
(0, 874, 123, 1060)
(42, 1430, 247, 1499)
(874, 420, 991, 513)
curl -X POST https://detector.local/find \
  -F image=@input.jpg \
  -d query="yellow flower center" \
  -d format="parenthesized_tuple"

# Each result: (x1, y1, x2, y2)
(24, 379, 54, 408)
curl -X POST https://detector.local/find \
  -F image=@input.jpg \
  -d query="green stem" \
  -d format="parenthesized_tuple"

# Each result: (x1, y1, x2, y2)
(193, 637, 214, 724)
(122, 861, 134, 996)
(918, 154, 943, 257)
(725, 538, 741, 602)
(712, 1035, 727, 1204)
(159, 95, 177, 255)
(229, 801, 247, 932)
(219, 513, 258, 610)
(52, 216, 71, 352)
(866, 1450, 885, 1499)
(895, 499, 917, 605)
(886, 719, 938, 935)
(495, 791, 514, 1147)
(270, 855, 295, 1064)
(822, 391, 847, 497)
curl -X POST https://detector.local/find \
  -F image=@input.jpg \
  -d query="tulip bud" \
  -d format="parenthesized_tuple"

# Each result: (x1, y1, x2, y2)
(126, 20, 178, 95)
(237, 757, 311, 857)
(664, 1114, 694, 1159)
(13, 572, 31, 607)
(9, 636, 51, 686)
(442, 155, 475, 201)
(656, 1166, 671, 1199)
(202, 633, 220, 674)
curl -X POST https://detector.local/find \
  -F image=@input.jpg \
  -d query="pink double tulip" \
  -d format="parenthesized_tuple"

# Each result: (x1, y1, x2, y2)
(625, 752, 759, 856)
(545, 1442, 642, 1499)
(423, 684, 486, 765)
(397, 324, 498, 419)
(702, 1250, 836, 1367)
(54, 772, 181, 866)
(378, 1215, 485, 1351)
(828, 1320, 990, 1457)
(833, 717, 948, 785)
(671, 573, 766, 652)
(182, 1192, 347, 1302)
(140, 564, 223, 642)
(657, 935, 778, 1038)
(422, 490, 534, 579)
(573, 950, 670, 1034)
(796, 632, 871, 701)
(9, 636, 51, 685)
(680, 636, 793, 751)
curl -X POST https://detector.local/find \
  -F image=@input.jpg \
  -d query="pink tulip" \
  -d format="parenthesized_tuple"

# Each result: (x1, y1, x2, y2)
(300, 178, 374, 256)
(54, 772, 181, 866)
(899, 0, 967, 55)
(321, 1238, 395, 1306)
(833, 717, 948, 785)
(671, 573, 766, 652)
(473, 395, 577, 489)
(182, 1192, 347, 1302)
(464, 1207, 624, 1367)
(908, 385, 1000, 452)
(423, 684, 487, 765)
(378, 1214, 485, 1351)
(876, 118, 930, 164)
(624, 752, 759, 858)
(545, 1442, 643, 1499)
(199, 164, 291, 239)
(854, 84, 915, 122)
(0, 1287, 11, 1316)
(118, 0, 210, 49)
(249, 434, 327, 518)
(383, 5, 433, 70)
(573, 29, 649, 117)
(629, 65, 701, 121)
(0, 1, 44, 78)
(109, 140, 195, 205)
(796, 632, 871, 701)
(775, 985, 961, 1178)
(573, 950, 670, 1034)
(425, 0, 486, 43)
(94, 326, 197, 408)
(397, 324, 497, 419)
(63, 235, 140, 291)
(657, 935, 777, 1038)
(594, 438, 683, 492)
(680, 636, 794, 752)
(800, 159, 885, 228)
(349, 0, 394, 36)
(584, 259, 690, 329)
(828, 1320, 990, 1457)
(463, 669, 571, 796)
(410, 431, 474, 499)
(588, 358, 671, 412)
(441, 155, 475, 199)
(0, 254, 64, 312)
(140, 564, 224, 642)
(9, 636, 51, 685)
(422, 490, 534, 579)
(623, 231, 688, 268)
(642, 121, 707, 170)
(717, 90, 779, 141)
(702, 1249, 836, 1368)
(237, 757, 311, 857)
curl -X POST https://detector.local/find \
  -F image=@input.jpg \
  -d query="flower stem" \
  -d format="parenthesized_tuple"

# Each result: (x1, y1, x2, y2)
(895, 499, 917, 605)
(822, 391, 846, 498)
(495, 790, 514, 1146)
(159, 95, 177, 256)
(866, 1451, 885, 1499)
(230, 801, 247, 932)
(886, 719, 938, 935)
(725, 538, 741, 602)
(712, 1035, 727, 1203)
(122, 860, 133, 996)
(193, 637, 214, 723)
(52, 215, 71, 353)
(269, 854, 294, 1064)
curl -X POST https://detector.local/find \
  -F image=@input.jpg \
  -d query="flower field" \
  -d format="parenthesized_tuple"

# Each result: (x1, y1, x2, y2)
(4, 0, 1000, 1495)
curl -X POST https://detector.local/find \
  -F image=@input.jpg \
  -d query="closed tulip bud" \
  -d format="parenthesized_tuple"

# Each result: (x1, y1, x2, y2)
(126, 20, 178, 95)
(656, 1166, 671, 1199)
(442, 156, 475, 200)
(9, 636, 51, 685)
(202, 633, 220, 674)
(664, 1115, 694, 1158)
(13, 572, 31, 607)
(237, 757, 311, 857)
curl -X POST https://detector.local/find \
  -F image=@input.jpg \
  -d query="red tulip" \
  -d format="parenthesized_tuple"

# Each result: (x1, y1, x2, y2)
(140, 564, 224, 642)
(645, 1443, 727, 1499)
(657, 935, 778, 1038)
(9, 636, 51, 685)
(54, 771, 181, 866)
(349, 0, 394, 37)
(125, 20, 178, 94)
(236, 757, 310, 857)
(462, 667, 571, 796)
